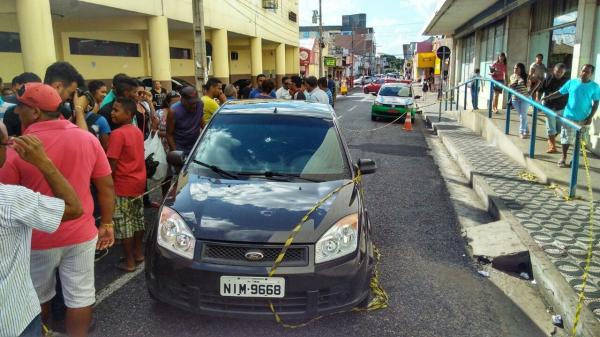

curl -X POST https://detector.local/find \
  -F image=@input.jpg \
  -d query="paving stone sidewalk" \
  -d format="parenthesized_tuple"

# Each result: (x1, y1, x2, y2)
(415, 89, 600, 321)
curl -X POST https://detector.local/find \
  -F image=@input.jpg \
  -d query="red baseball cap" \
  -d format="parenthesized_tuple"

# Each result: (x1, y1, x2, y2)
(17, 83, 62, 112)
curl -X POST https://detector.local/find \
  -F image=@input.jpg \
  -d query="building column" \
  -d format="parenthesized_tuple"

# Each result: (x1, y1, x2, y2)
(285, 46, 295, 77)
(250, 37, 263, 86)
(572, 0, 597, 78)
(275, 43, 286, 88)
(16, 0, 56, 77)
(293, 47, 300, 75)
(148, 16, 172, 91)
(212, 29, 230, 84)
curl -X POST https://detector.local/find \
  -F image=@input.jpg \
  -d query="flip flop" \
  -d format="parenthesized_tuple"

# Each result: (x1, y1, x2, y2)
(119, 256, 145, 265)
(116, 261, 136, 273)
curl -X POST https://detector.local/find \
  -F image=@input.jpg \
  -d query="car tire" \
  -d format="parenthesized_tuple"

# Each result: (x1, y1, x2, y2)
(371, 115, 376, 121)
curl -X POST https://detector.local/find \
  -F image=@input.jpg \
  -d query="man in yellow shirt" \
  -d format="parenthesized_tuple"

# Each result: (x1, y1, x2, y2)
(201, 78, 225, 125)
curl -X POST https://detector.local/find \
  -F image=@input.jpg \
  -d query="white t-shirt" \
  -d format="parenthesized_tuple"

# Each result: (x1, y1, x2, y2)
(275, 86, 292, 100)
(305, 88, 329, 104)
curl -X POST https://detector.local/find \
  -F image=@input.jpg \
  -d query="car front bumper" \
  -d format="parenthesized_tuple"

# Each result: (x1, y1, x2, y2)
(145, 240, 373, 321)
(371, 104, 415, 118)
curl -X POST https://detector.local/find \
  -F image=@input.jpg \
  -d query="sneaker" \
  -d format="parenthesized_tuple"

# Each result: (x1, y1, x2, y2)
(557, 160, 570, 168)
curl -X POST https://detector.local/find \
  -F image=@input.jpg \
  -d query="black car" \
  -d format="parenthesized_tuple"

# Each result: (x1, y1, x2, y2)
(145, 100, 377, 321)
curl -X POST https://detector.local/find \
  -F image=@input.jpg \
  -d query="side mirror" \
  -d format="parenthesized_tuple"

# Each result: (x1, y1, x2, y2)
(357, 158, 377, 175)
(167, 151, 185, 174)
(414, 95, 421, 99)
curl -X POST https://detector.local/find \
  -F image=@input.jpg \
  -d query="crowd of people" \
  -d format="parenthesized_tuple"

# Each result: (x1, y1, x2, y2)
(0, 60, 341, 337)
(467, 52, 600, 168)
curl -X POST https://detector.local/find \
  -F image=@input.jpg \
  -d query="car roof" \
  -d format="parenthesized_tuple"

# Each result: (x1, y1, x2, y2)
(381, 82, 410, 87)
(218, 100, 334, 119)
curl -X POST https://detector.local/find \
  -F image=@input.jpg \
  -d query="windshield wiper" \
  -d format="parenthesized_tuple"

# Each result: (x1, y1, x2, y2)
(239, 171, 321, 182)
(191, 160, 240, 180)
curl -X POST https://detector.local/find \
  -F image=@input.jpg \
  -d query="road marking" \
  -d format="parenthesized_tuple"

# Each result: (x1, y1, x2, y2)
(94, 263, 145, 306)
(349, 106, 357, 111)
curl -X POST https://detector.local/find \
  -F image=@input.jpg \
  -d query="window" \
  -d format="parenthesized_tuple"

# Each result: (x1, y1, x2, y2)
(69, 38, 139, 57)
(379, 86, 411, 97)
(288, 11, 297, 22)
(230, 51, 239, 60)
(479, 20, 505, 78)
(192, 114, 350, 180)
(170, 47, 192, 60)
(461, 34, 475, 82)
(549, 25, 576, 76)
(0, 32, 21, 53)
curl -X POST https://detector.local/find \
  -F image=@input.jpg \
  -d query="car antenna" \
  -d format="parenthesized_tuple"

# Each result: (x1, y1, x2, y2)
(273, 107, 278, 114)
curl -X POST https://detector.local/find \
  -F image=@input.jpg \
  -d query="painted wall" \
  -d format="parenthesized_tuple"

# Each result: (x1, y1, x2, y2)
(170, 39, 194, 77)
(528, 31, 551, 66)
(262, 49, 276, 77)
(0, 13, 23, 81)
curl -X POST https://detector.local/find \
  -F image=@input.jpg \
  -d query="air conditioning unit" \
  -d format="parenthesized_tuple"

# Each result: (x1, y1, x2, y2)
(262, 0, 278, 9)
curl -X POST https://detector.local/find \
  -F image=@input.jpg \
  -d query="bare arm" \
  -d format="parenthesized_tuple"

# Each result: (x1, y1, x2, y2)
(584, 101, 599, 125)
(12, 136, 83, 221)
(543, 91, 564, 102)
(72, 91, 89, 131)
(99, 134, 110, 152)
(92, 174, 115, 250)
(166, 107, 176, 151)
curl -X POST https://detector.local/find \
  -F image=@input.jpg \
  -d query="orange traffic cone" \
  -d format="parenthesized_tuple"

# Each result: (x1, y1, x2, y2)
(403, 112, 413, 131)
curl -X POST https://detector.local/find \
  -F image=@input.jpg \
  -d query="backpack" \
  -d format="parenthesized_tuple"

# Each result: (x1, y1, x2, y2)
(86, 113, 101, 138)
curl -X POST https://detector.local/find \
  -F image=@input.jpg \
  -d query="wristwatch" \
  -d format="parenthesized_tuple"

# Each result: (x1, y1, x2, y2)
(101, 222, 114, 229)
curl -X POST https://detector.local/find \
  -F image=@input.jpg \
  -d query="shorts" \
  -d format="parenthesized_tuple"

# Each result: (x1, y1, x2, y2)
(560, 125, 589, 145)
(30, 237, 98, 308)
(113, 196, 145, 239)
(493, 80, 504, 93)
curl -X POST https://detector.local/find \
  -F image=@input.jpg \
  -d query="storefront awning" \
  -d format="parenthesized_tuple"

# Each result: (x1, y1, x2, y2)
(422, 0, 497, 35)
(415, 52, 436, 68)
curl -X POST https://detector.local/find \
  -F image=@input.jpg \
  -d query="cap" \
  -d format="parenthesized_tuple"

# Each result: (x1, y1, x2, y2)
(180, 86, 200, 104)
(17, 83, 62, 112)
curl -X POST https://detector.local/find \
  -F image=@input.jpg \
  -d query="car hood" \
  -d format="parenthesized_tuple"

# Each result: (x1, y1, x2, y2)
(164, 173, 359, 244)
(378, 96, 413, 105)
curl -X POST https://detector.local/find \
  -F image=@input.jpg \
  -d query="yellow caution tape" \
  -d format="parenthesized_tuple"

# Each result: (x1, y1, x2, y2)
(267, 171, 389, 328)
(570, 139, 596, 337)
(517, 170, 538, 183)
(341, 112, 408, 133)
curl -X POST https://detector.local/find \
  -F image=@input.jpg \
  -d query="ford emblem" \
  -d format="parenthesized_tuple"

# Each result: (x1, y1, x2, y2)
(244, 250, 265, 261)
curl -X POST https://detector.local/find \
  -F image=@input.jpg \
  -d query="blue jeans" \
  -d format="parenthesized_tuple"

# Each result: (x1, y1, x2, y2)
(19, 314, 42, 337)
(512, 99, 530, 135)
(470, 88, 479, 109)
(545, 109, 563, 136)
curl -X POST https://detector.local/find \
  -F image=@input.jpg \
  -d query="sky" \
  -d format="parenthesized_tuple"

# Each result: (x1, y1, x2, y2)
(299, 0, 441, 57)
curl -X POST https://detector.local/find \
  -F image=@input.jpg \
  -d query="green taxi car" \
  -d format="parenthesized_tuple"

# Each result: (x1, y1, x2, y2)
(371, 83, 420, 121)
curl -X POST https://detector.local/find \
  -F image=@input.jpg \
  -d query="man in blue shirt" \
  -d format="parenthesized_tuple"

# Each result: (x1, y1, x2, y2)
(327, 74, 336, 106)
(249, 74, 276, 98)
(544, 64, 600, 167)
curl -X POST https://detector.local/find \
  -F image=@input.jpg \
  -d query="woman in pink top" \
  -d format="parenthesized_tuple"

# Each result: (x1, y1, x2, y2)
(490, 52, 507, 113)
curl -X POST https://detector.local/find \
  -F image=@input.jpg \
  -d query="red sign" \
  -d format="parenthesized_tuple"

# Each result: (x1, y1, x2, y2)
(299, 48, 311, 66)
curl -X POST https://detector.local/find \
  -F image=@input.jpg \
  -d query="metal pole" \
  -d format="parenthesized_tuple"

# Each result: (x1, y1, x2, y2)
(488, 82, 494, 118)
(438, 96, 442, 122)
(463, 83, 467, 110)
(445, 91, 448, 111)
(192, 0, 207, 89)
(529, 107, 538, 158)
(505, 93, 512, 134)
(318, 0, 323, 77)
(569, 131, 581, 198)
(456, 87, 459, 110)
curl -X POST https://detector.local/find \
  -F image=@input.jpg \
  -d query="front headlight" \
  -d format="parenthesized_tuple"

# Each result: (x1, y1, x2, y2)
(374, 100, 382, 106)
(157, 206, 196, 259)
(315, 214, 359, 264)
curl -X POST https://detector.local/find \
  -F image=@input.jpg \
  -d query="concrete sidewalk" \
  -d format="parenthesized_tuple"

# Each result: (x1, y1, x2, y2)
(416, 88, 600, 336)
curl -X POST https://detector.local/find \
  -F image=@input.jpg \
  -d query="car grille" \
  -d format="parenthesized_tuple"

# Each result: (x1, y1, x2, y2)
(382, 104, 408, 108)
(198, 290, 308, 314)
(201, 242, 309, 267)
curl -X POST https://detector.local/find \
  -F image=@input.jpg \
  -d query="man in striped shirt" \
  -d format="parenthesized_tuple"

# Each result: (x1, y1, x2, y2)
(0, 122, 82, 337)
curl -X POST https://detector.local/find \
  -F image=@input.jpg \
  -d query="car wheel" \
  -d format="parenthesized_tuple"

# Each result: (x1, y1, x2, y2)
(371, 115, 377, 121)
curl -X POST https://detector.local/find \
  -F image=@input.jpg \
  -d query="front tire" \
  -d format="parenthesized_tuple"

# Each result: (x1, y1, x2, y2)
(371, 115, 377, 121)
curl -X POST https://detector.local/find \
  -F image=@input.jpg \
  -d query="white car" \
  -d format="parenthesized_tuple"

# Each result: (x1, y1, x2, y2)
(355, 76, 372, 85)
(371, 83, 420, 121)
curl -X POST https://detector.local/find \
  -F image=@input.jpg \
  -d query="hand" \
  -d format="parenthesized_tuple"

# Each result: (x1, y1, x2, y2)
(12, 135, 52, 168)
(218, 92, 227, 104)
(97, 223, 115, 250)
(73, 90, 89, 111)
(141, 90, 153, 103)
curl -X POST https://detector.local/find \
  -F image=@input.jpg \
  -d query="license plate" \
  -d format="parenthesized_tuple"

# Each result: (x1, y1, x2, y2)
(388, 109, 397, 113)
(391, 104, 396, 108)
(220, 276, 285, 298)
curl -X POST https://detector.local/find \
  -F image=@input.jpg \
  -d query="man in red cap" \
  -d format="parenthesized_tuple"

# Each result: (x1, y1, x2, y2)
(0, 83, 115, 337)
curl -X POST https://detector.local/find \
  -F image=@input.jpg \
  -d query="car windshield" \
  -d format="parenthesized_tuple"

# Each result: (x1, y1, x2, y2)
(190, 114, 350, 181)
(379, 86, 411, 97)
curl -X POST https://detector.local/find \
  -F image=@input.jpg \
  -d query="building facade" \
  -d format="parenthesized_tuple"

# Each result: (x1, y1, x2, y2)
(0, 0, 300, 89)
(424, 0, 600, 154)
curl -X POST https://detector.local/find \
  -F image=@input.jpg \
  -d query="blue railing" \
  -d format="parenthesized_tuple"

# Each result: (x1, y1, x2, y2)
(441, 76, 583, 198)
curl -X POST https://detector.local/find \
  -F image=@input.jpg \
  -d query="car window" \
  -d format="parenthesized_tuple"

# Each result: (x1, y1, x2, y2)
(379, 86, 411, 97)
(191, 114, 350, 181)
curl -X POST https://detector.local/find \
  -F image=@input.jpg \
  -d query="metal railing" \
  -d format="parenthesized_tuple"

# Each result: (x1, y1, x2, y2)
(439, 76, 584, 198)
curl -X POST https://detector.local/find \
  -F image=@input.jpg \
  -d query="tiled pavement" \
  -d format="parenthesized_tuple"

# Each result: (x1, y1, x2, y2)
(416, 89, 600, 321)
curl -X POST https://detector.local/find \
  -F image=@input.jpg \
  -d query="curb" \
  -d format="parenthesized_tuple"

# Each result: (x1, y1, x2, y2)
(427, 114, 600, 337)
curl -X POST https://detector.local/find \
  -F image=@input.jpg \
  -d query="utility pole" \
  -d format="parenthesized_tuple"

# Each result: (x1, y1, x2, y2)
(318, 0, 323, 77)
(192, 0, 207, 90)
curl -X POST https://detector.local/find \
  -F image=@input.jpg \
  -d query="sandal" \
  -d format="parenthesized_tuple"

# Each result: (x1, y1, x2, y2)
(116, 261, 136, 273)
(119, 256, 145, 265)
(557, 160, 570, 168)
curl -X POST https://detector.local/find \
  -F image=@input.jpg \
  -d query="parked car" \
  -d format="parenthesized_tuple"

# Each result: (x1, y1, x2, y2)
(139, 77, 195, 92)
(371, 83, 420, 121)
(145, 100, 377, 321)
(355, 76, 372, 86)
(363, 77, 401, 94)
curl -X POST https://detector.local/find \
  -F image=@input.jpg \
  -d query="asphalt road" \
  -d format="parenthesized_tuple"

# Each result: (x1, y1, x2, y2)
(90, 88, 546, 337)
